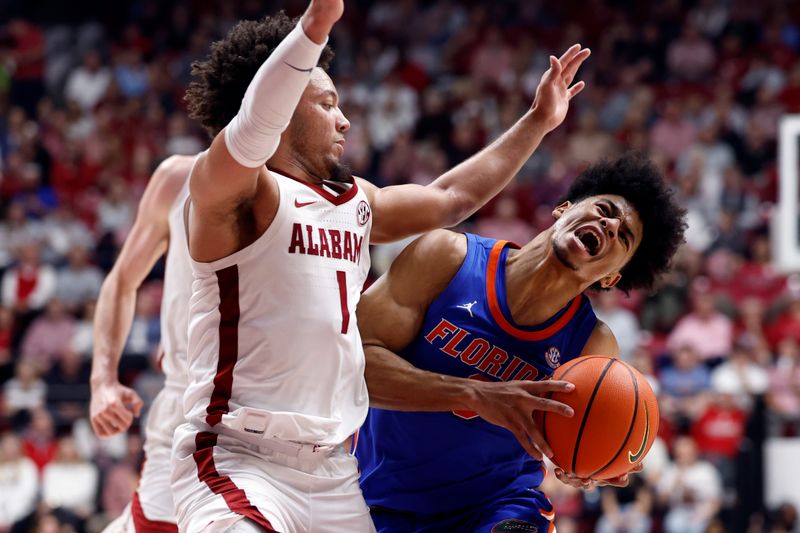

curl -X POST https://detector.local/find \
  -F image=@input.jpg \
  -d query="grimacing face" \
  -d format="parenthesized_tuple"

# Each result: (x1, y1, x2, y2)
(284, 68, 351, 182)
(550, 194, 643, 289)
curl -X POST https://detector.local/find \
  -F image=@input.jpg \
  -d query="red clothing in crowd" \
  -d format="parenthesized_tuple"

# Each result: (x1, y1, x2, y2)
(692, 404, 746, 458)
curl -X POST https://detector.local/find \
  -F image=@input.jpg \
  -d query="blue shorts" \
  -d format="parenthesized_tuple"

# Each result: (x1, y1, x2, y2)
(370, 488, 555, 533)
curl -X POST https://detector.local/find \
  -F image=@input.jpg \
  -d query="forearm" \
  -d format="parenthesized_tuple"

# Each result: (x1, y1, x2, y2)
(365, 345, 477, 412)
(222, 21, 327, 168)
(90, 275, 136, 386)
(428, 111, 549, 225)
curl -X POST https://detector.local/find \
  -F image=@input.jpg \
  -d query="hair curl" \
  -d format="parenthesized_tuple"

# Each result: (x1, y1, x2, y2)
(186, 11, 335, 138)
(560, 153, 687, 293)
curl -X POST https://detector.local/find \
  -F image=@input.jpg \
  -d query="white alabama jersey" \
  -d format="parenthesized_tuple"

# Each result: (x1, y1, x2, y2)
(159, 172, 192, 389)
(183, 170, 372, 445)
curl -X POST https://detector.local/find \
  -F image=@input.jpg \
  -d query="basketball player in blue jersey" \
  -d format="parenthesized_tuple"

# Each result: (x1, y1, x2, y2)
(356, 155, 687, 533)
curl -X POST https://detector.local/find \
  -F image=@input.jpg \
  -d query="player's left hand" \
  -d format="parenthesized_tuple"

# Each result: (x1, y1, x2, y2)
(530, 43, 591, 132)
(553, 462, 643, 490)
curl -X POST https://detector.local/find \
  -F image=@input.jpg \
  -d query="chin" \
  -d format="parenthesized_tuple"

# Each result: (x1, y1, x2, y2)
(327, 160, 352, 183)
(552, 239, 579, 271)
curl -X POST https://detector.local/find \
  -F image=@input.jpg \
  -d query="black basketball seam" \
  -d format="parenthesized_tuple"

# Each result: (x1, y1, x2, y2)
(540, 356, 607, 454)
(589, 361, 640, 479)
(571, 358, 616, 474)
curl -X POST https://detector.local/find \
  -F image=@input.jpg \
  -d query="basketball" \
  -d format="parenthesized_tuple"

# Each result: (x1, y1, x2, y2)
(535, 356, 659, 480)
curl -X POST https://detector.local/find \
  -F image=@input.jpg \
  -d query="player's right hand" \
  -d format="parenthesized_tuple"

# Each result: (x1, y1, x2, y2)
(90, 381, 144, 437)
(467, 379, 574, 461)
(303, 0, 344, 43)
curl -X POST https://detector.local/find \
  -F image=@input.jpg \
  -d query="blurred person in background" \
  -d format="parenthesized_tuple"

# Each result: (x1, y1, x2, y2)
(657, 435, 723, 533)
(2, 360, 46, 418)
(1, 242, 55, 319)
(659, 345, 711, 425)
(21, 407, 57, 473)
(591, 290, 641, 363)
(0, 432, 39, 532)
(42, 435, 99, 533)
(596, 476, 653, 533)
(667, 277, 733, 364)
(54, 245, 102, 313)
(767, 337, 800, 436)
(19, 298, 74, 373)
(710, 335, 769, 411)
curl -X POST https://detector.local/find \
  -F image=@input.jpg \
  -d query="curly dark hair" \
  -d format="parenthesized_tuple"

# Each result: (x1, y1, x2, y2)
(560, 153, 687, 293)
(186, 11, 335, 138)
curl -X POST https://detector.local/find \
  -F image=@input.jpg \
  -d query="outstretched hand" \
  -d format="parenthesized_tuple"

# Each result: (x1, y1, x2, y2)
(553, 462, 644, 490)
(531, 44, 591, 132)
(468, 379, 575, 461)
(90, 381, 144, 437)
(302, 0, 344, 44)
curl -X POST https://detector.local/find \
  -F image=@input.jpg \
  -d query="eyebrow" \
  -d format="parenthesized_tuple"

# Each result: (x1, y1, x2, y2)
(319, 89, 339, 103)
(602, 199, 635, 250)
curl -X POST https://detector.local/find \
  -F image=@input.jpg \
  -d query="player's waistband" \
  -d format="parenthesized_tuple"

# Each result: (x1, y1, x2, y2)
(213, 425, 354, 460)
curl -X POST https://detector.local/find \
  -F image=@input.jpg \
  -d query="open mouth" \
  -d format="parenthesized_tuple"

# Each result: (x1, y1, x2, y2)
(576, 227, 602, 256)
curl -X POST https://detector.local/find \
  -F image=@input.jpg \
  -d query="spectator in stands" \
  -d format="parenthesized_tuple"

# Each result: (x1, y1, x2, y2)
(0, 306, 13, 377)
(766, 337, 800, 436)
(64, 50, 111, 113)
(667, 277, 733, 363)
(691, 391, 746, 487)
(100, 434, 141, 521)
(0, 203, 44, 270)
(660, 345, 711, 423)
(767, 288, 800, 347)
(40, 206, 94, 264)
(55, 246, 102, 312)
(1, 242, 55, 315)
(42, 435, 99, 529)
(473, 195, 535, 245)
(591, 290, 641, 363)
(596, 476, 652, 533)
(710, 335, 769, 410)
(2, 360, 46, 417)
(0, 432, 39, 530)
(45, 348, 90, 427)
(657, 435, 723, 533)
(20, 298, 75, 372)
(70, 299, 95, 358)
(666, 21, 716, 81)
(21, 407, 56, 472)
(650, 99, 697, 161)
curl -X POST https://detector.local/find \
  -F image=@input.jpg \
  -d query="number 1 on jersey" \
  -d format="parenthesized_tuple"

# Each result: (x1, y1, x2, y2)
(336, 270, 350, 334)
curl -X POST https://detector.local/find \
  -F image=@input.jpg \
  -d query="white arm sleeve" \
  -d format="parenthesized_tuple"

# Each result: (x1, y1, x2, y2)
(223, 22, 327, 168)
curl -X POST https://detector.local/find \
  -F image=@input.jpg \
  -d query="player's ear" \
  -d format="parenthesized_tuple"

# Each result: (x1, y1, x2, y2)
(552, 201, 572, 220)
(599, 272, 621, 289)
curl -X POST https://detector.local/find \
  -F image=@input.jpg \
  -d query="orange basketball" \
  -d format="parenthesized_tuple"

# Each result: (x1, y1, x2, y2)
(534, 356, 659, 480)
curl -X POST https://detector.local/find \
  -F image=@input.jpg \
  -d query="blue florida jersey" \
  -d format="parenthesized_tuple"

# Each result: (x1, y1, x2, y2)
(357, 234, 598, 515)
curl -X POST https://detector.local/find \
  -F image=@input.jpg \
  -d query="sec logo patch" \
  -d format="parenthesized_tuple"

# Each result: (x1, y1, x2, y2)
(492, 519, 538, 532)
(545, 346, 561, 369)
(356, 200, 371, 226)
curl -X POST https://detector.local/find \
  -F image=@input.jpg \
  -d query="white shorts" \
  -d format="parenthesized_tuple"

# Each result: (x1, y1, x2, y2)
(104, 386, 184, 532)
(170, 422, 375, 533)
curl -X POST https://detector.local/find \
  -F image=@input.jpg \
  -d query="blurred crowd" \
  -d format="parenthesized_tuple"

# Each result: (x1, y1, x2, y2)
(0, 0, 799, 532)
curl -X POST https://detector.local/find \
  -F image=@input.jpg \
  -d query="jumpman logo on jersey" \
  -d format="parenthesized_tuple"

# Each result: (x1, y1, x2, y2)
(456, 301, 478, 317)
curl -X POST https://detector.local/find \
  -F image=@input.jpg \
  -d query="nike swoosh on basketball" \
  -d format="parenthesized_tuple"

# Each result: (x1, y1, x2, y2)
(627, 402, 650, 463)
(295, 199, 317, 208)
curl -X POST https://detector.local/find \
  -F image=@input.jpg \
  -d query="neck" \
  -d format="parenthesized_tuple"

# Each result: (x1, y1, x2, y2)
(503, 229, 591, 326)
(268, 150, 326, 185)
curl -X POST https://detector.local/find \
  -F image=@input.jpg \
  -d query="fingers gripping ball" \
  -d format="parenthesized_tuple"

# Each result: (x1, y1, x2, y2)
(534, 356, 659, 480)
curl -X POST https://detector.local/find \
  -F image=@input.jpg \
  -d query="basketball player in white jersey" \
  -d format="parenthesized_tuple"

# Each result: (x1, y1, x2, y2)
(171, 0, 590, 531)
(90, 154, 195, 532)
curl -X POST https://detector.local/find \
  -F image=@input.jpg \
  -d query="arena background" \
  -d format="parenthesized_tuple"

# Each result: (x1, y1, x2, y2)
(1, 0, 799, 532)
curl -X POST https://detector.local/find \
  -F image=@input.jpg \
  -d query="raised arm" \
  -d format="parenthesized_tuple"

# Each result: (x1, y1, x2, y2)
(363, 44, 591, 244)
(188, 0, 342, 260)
(359, 230, 574, 460)
(90, 155, 193, 437)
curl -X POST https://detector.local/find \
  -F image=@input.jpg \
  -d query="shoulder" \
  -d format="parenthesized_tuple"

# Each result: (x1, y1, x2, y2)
(579, 319, 620, 357)
(141, 154, 196, 216)
(354, 176, 377, 203)
(371, 230, 467, 308)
